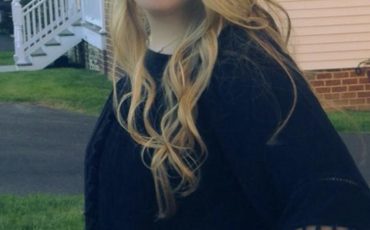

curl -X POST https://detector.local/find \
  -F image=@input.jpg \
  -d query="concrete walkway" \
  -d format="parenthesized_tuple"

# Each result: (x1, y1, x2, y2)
(0, 65, 16, 72)
(0, 102, 369, 195)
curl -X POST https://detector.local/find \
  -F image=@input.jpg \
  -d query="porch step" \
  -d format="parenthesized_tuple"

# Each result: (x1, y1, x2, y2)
(45, 38, 61, 46)
(58, 29, 75, 37)
(15, 29, 82, 71)
(71, 19, 83, 27)
(10, 0, 83, 71)
(31, 48, 47, 57)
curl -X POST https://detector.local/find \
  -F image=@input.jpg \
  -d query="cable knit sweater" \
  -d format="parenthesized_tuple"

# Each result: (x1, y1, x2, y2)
(84, 24, 370, 230)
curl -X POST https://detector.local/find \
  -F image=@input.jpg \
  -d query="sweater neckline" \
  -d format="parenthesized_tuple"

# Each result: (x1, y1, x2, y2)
(146, 47, 172, 59)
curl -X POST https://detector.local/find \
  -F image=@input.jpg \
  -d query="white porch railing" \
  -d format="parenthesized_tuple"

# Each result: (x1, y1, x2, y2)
(11, 0, 82, 65)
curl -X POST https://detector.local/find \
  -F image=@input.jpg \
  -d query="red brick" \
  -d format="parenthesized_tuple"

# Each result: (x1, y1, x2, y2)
(358, 78, 370, 84)
(341, 92, 356, 99)
(351, 69, 365, 77)
(342, 78, 358, 85)
(349, 99, 365, 105)
(358, 92, 370, 98)
(324, 93, 340, 100)
(325, 80, 341, 86)
(333, 72, 349, 78)
(310, 80, 324, 87)
(344, 105, 358, 110)
(357, 105, 370, 110)
(332, 86, 347, 93)
(348, 85, 364, 91)
(350, 70, 359, 77)
(316, 73, 332, 80)
(315, 87, 331, 94)
(333, 99, 349, 105)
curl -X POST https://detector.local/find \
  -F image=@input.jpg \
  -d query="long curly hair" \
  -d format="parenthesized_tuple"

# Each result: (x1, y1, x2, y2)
(107, 0, 363, 221)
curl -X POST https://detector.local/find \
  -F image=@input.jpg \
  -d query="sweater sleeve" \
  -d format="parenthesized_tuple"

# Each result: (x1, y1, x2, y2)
(204, 48, 370, 230)
(84, 88, 115, 230)
(84, 78, 127, 230)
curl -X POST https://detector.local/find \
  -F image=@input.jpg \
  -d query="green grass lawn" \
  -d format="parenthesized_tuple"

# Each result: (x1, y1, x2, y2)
(0, 51, 14, 65)
(0, 193, 84, 230)
(0, 67, 112, 116)
(327, 110, 370, 133)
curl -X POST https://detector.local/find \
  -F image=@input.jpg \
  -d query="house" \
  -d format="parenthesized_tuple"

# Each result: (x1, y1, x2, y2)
(278, 0, 370, 110)
(8, 0, 370, 110)
(9, 0, 107, 71)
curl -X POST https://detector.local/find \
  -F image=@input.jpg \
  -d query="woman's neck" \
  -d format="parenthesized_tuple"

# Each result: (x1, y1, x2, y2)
(144, 8, 190, 54)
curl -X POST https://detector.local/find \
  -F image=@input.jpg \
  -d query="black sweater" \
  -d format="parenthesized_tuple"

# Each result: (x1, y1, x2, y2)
(84, 24, 370, 230)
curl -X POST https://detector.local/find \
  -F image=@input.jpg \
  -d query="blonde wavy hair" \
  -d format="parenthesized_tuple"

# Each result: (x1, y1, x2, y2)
(107, 0, 365, 221)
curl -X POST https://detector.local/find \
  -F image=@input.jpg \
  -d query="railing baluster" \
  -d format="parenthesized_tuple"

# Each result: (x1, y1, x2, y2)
(56, 0, 60, 22)
(48, 0, 54, 25)
(31, 7, 36, 38)
(43, 1, 47, 31)
(60, 0, 65, 21)
(22, 14, 26, 42)
(46, 0, 50, 29)
(98, 0, 106, 34)
(25, 12, 29, 42)
(54, 0, 58, 20)
(37, 4, 41, 33)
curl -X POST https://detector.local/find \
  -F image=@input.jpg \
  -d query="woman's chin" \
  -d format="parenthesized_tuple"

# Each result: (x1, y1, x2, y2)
(135, 0, 187, 15)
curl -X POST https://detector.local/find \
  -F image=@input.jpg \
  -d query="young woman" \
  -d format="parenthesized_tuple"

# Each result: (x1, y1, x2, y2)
(84, 0, 370, 229)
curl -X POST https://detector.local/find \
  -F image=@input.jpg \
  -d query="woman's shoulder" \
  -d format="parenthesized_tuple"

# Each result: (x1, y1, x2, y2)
(205, 26, 320, 135)
(213, 25, 311, 101)
(211, 28, 286, 97)
(214, 26, 271, 82)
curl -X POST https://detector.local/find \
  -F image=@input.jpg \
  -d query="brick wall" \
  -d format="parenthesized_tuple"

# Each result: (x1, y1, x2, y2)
(68, 40, 107, 74)
(67, 0, 112, 75)
(83, 41, 105, 72)
(304, 67, 370, 111)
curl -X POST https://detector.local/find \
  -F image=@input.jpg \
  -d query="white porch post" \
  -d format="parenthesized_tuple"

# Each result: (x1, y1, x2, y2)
(76, 0, 81, 11)
(11, 0, 29, 65)
(67, 0, 80, 16)
(79, 0, 86, 25)
(98, 0, 106, 34)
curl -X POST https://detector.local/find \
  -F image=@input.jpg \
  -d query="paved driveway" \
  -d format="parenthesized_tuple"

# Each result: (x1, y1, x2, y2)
(0, 102, 369, 195)
(0, 102, 96, 195)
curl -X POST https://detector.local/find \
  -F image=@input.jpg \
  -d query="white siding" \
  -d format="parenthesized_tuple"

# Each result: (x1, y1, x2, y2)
(277, 0, 370, 70)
